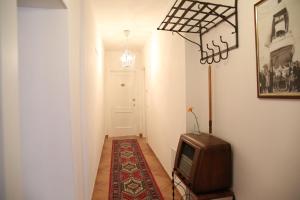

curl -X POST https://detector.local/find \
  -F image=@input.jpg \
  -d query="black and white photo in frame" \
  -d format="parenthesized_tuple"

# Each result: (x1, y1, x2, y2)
(255, 0, 300, 98)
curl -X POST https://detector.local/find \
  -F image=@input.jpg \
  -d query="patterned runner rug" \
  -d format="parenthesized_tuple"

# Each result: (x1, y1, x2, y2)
(109, 139, 164, 200)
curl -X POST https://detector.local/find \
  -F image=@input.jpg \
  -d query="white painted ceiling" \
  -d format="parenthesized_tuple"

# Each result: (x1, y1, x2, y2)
(94, 0, 175, 50)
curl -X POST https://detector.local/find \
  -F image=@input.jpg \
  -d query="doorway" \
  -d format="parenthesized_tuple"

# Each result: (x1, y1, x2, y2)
(104, 51, 145, 137)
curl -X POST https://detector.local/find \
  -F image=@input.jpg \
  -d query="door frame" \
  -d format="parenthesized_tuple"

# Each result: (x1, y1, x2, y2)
(104, 66, 146, 138)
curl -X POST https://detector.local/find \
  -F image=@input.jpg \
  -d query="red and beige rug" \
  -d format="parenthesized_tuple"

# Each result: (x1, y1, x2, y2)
(109, 139, 164, 200)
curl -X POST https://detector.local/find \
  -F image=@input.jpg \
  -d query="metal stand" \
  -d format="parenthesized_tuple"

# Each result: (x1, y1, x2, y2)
(172, 169, 236, 200)
(172, 169, 192, 200)
(157, 0, 239, 64)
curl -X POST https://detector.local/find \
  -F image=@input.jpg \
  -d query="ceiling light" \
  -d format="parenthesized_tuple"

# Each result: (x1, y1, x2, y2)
(120, 30, 135, 68)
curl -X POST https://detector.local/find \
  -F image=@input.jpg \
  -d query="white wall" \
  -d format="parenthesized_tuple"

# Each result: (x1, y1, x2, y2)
(18, 2, 105, 199)
(144, 1, 300, 199)
(80, 0, 105, 199)
(0, 0, 23, 199)
(143, 32, 186, 175)
(186, 37, 210, 134)
(18, 8, 75, 200)
(185, 0, 300, 199)
(1, 0, 104, 199)
(104, 50, 145, 137)
(67, 0, 84, 199)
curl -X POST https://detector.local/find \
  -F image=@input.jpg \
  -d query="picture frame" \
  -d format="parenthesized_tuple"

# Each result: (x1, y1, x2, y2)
(254, 0, 300, 98)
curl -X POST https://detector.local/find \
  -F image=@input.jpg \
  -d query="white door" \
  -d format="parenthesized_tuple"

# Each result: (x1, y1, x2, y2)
(107, 71, 138, 136)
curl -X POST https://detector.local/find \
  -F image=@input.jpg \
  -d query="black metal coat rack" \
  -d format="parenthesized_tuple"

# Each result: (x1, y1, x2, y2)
(157, 0, 239, 64)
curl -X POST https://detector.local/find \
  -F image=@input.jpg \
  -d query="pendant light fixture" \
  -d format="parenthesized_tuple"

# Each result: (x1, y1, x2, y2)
(120, 30, 135, 68)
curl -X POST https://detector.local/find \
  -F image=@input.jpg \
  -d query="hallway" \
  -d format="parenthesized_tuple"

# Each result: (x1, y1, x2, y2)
(92, 136, 181, 199)
(1, 0, 300, 200)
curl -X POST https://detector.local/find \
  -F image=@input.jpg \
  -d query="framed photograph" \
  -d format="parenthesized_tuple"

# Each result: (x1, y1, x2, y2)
(255, 0, 300, 98)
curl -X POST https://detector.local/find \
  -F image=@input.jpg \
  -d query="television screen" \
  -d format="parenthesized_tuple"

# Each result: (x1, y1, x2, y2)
(178, 142, 195, 178)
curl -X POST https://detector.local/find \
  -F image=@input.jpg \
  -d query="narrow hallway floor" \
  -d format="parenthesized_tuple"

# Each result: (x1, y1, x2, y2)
(92, 136, 181, 199)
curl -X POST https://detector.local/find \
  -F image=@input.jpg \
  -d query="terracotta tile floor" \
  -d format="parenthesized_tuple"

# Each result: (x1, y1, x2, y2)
(92, 136, 182, 200)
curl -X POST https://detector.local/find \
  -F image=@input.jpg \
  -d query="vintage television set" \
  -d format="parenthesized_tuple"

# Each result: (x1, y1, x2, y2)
(174, 133, 232, 194)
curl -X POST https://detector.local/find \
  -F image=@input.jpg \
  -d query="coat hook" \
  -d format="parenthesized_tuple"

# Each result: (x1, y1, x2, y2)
(200, 50, 208, 64)
(220, 36, 229, 60)
(206, 44, 214, 64)
(212, 40, 221, 63)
